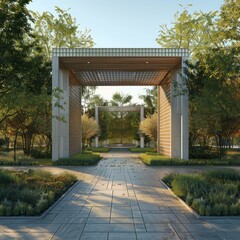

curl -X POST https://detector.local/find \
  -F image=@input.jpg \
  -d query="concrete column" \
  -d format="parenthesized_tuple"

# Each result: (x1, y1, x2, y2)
(52, 57, 69, 160)
(157, 86, 161, 154)
(58, 70, 69, 159)
(140, 105, 144, 148)
(79, 87, 82, 151)
(52, 57, 59, 161)
(170, 71, 181, 158)
(95, 105, 99, 147)
(181, 57, 189, 160)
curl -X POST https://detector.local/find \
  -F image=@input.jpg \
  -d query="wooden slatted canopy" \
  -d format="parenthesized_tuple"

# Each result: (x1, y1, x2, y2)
(54, 48, 188, 86)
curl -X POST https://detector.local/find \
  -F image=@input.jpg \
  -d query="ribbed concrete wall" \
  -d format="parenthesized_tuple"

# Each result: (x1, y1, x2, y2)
(69, 84, 81, 155)
(159, 77, 171, 156)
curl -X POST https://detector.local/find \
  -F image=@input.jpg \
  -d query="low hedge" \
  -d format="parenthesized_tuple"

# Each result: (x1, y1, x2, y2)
(86, 147, 110, 153)
(0, 159, 52, 166)
(140, 153, 240, 166)
(0, 169, 76, 216)
(128, 147, 156, 153)
(0, 152, 101, 166)
(53, 152, 101, 166)
(163, 169, 240, 216)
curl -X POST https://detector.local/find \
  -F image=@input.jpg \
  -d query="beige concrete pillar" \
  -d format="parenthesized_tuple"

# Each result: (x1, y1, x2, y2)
(95, 105, 99, 147)
(52, 56, 70, 160)
(140, 105, 145, 148)
(181, 57, 189, 160)
(170, 71, 181, 158)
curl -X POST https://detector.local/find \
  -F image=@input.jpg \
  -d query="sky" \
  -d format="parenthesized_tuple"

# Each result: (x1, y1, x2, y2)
(28, 0, 224, 104)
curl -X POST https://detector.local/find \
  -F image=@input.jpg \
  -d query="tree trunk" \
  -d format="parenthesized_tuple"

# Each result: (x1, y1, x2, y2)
(13, 131, 18, 161)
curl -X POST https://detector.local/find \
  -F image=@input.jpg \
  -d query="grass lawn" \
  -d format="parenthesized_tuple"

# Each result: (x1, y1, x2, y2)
(163, 169, 240, 216)
(0, 151, 101, 166)
(0, 169, 76, 216)
(140, 152, 240, 166)
(128, 147, 156, 153)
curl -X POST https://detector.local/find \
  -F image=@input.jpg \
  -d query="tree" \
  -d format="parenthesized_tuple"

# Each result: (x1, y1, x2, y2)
(139, 113, 158, 147)
(0, 0, 34, 124)
(139, 87, 157, 115)
(156, 5, 217, 58)
(32, 7, 94, 60)
(110, 92, 133, 144)
(156, 1, 240, 158)
(85, 95, 109, 144)
(81, 114, 99, 149)
(32, 6, 96, 116)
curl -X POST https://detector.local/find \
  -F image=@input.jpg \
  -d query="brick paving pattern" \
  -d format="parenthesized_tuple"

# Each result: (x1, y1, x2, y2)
(0, 148, 239, 239)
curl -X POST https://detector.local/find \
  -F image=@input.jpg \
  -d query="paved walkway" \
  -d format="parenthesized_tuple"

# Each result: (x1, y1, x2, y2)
(0, 148, 240, 240)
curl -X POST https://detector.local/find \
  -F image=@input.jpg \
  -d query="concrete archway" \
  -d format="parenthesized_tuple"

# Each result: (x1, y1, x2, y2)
(52, 48, 189, 160)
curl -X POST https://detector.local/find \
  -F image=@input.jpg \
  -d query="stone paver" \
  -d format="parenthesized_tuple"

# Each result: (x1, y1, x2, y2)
(0, 148, 239, 240)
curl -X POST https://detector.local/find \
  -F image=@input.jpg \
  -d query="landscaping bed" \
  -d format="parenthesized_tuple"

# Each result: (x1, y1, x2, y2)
(128, 147, 155, 153)
(0, 152, 101, 166)
(140, 152, 240, 166)
(0, 169, 76, 216)
(55, 152, 101, 166)
(86, 147, 110, 153)
(163, 169, 240, 216)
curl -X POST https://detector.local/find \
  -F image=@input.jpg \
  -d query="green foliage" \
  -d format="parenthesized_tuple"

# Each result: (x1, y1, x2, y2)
(129, 148, 156, 153)
(81, 114, 100, 149)
(29, 149, 51, 159)
(156, 1, 240, 157)
(140, 153, 240, 166)
(0, 169, 18, 184)
(0, 152, 102, 166)
(0, 139, 6, 148)
(139, 87, 157, 115)
(0, 169, 76, 216)
(139, 113, 158, 146)
(108, 92, 137, 143)
(162, 173, 177, 187)
(203, 168, 240, 182)
(32, 7, 94, 60)
(87, 147, 110, 153)
(54, 153, 101, 166)
(164, 169, 240, 216)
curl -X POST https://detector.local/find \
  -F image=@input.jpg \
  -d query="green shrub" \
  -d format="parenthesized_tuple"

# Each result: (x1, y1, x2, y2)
(36, 198, 49, 213)
(212, 204, 228, 216)
(185, 195, 193, 205)
(0, 170, 18, 184)
(162, 173, 177, 187)
(30, 169, 53, 179)
(140, 153, 240, 166)
(164, 169, 240, 216)
(205, 205, 212, 216)
(0, 204, 6, 215)
(55, 153, 101, 166)
(171, 174, 209, 198)
(190, 146, 217, 159)
(19, 202, 27, 215)
(203, 168, 240, 182)
(0, 169, 76, 216)
(30, 149, 51, 159)
(18, 189, 41, 206)
(26, 205, 34, 216)
(129, 148, 155, 153)
(87, 147, 110, 153)
(0, 138, 6, 148)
